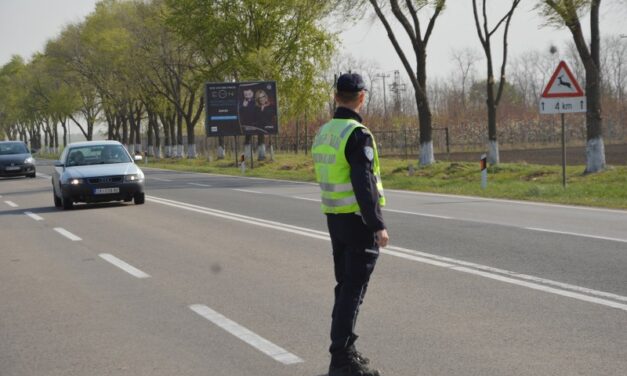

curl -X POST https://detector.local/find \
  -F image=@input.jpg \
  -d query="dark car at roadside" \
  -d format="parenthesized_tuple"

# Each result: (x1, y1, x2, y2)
(0, 141, 36, 178)
(52, 140, 145, 210)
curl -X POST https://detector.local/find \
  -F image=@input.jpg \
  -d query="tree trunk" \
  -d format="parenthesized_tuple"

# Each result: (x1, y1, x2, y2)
(217, 136, 225, 159)
(257, 134, 266, 160)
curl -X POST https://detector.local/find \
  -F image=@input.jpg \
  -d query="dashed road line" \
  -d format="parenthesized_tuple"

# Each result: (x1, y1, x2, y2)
(232, 188, 264, 194)
(384, 208, 453, 219)
(526, 227, 627, 244)
(188, 183, 211, 187)
(24, 211, 44, 221)
(150, 177, 172, 182)
(190, 304, 303, 365)
(291, 196, 321, 202)
(4, 200, 18, 208)
(53, 227, 82, 241)
(99, 253, 150, 279)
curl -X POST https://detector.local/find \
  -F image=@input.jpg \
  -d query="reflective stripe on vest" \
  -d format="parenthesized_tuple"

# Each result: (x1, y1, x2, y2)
(312, 118, 385, 214)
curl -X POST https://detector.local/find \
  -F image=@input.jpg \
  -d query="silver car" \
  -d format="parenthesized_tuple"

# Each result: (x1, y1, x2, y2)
(0, 141, 36, 178)
(52, 141, 145, 210)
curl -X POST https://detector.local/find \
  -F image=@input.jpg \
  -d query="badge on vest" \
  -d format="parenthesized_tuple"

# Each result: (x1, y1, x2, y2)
(364, 146, 374, 161)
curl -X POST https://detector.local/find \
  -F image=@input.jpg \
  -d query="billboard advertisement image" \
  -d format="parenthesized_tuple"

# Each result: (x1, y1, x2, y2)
(205, 81, 278, 137)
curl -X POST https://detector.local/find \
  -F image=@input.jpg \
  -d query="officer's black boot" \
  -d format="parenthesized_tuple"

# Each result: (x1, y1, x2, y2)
(328, 352, 381, 376)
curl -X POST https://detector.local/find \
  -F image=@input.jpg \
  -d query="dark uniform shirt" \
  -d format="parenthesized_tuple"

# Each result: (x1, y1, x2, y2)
(333, 106, 386, 233)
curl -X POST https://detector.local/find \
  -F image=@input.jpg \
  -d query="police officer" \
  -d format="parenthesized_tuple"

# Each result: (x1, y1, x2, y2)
(312, 73, 389, 376)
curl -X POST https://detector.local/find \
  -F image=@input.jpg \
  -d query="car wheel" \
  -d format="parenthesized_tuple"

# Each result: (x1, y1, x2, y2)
(134, 192, 145, 205)
(28, 173, 36, 178)
(53, 191, 62, 208)
(62, 196, 74, 210)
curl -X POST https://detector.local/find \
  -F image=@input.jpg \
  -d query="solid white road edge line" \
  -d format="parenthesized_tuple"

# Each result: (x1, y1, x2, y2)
(147, 195, 627, 312)
(4, 200, 18, 207)
(150, 177, 172, 182)
(99, 253, 150, 279)
(24, 211, 44, 221)
(189, 304, 303, 365)
(145, 167, 627, 214)
(53, 227, 82, 241)
(526, 227, 627, 244)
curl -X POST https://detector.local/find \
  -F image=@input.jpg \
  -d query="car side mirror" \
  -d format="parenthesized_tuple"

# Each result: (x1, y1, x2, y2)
(53, 161, 65, 169)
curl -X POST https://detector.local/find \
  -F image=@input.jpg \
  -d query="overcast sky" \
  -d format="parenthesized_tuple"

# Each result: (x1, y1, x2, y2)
(1, 0, 625, 79)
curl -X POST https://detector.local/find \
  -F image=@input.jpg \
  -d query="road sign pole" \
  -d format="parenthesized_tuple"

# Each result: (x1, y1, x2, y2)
(561, 113, 566, 188)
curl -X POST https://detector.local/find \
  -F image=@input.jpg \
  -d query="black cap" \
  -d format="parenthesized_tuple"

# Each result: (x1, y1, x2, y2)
(336, 73, 367, 92)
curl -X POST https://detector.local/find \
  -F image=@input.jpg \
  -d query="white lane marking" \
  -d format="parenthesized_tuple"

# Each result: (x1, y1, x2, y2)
(292, 196, 321, 202)
(189, 304, 303, 365)
(99, 253, 150, 279)
(384, 208, 452, 220)
(526, 227, 627, 244)
(148, 195, 627, 312)
(232, 188, 264, 194)
(150, 177, 172, 182)
(188, 183, 211, 187)
(36, 172, 51, 179)
(145, 165, 627, 214)
(4, 200, 18, 207)
(54, 227, 82, 241)
(147, 196, 328, 241)
(388, 189, 627, 215)
(385, 246, 627, 303)
(283, 197, 624, 243)
(24, 211, 44, 221)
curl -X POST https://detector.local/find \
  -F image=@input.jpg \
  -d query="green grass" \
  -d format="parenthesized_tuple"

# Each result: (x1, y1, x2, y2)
(142, 153, 627, 210)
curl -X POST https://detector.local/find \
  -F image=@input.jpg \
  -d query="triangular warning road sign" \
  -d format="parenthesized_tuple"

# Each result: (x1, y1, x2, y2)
(542, 61, 584, 98)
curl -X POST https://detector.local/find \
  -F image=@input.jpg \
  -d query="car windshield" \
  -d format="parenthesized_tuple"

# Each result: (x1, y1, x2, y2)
(66, 145, 132, 166)
(0, 142, 28, 155)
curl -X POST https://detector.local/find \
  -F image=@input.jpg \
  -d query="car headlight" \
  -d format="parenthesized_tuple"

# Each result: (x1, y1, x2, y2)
(69, 178, 83, 185)
(24, 157, 35, 164)
(124, 174, 144, 182)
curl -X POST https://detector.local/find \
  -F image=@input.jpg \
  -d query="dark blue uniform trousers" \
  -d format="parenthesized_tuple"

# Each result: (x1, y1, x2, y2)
(327, 213, 379, 363)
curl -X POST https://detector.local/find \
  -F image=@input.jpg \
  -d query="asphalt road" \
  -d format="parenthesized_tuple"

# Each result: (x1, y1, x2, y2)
(1, 161, 626, 376)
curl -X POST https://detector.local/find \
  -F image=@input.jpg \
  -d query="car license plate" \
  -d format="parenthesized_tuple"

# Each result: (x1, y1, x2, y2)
(94, 187, 119, 195)
(5, 166, 20, 171)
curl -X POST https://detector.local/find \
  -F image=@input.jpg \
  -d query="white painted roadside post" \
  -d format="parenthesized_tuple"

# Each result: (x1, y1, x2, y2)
(240, 153, 246, 174)
(539, 61, 586, 188)
(480, 154, 487, 189)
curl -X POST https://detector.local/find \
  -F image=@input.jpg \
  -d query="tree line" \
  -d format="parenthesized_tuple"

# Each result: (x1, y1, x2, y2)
(0, 0, 624, 172)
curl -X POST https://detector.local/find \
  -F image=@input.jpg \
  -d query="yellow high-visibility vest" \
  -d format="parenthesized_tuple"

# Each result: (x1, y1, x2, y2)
(312, 118, 385, 213)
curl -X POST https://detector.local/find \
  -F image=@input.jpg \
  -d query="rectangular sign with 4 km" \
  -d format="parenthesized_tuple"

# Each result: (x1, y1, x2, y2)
(539, 97, 586, 114)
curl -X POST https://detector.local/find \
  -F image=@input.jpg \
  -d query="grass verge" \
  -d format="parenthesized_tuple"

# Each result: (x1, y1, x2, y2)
(141, 153, 626, 210)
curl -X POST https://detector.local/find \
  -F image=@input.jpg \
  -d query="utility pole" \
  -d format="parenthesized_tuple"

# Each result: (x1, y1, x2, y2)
(376, 72, 390, 119)
(389, 70, 407, 115)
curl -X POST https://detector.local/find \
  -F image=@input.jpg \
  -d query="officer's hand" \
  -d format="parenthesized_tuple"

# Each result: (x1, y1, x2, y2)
(375, 229, 389, 248)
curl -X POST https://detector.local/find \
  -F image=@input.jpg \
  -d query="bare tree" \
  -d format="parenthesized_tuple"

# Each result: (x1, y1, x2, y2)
(450, 47, 481, 110)
(538, 0, 606, 173)
(472, 0, 522, 164)
(366, 0, 446, 166)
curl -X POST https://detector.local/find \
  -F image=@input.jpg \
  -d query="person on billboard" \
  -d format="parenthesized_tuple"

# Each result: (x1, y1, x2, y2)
(239, 88, 256, 129)
(312, 73, 388, 376)
(254, 89, 275, 132)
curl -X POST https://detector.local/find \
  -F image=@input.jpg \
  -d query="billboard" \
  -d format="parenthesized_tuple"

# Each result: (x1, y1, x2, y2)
(205, 81, 278, 137)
